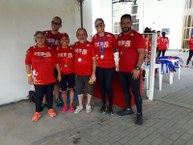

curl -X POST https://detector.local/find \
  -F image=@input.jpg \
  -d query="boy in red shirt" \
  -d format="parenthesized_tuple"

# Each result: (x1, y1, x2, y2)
(73, 28, 96, 114)
(57, 33, 75, 112)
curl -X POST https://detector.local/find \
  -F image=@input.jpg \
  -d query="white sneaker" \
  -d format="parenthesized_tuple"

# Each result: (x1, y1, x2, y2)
(74, 106, 83, 114)
(86, 105, 92, 113)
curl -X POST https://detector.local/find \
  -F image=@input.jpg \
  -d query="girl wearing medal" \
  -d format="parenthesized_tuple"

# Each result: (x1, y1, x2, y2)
(57, 33, 75, 113)
(92, 18, 117, 115)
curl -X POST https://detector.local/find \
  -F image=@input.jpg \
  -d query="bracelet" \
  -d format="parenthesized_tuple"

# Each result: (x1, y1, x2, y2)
(27, 73, 32, 77)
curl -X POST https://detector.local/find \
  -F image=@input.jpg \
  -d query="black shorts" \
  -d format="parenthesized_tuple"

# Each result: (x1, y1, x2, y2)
(60, 73, 75, 91)
(75, 75, 94, 96)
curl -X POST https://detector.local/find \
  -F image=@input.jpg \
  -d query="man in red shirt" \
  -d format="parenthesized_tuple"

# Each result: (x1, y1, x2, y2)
(186, 35, 193, 67)
(73, 28, 96, 114)
(157, 32, 169, 57)
(117, 14, 146, 125)
(44, 16, 62, 107)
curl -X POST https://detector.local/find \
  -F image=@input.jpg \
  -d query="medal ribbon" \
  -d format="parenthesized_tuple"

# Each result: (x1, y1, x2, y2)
(98, 33, 106, 56)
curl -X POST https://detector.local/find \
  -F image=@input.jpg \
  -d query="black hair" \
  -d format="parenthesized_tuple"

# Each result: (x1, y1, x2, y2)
(162, 32, 166, 36)
(121, 14, 132, 22)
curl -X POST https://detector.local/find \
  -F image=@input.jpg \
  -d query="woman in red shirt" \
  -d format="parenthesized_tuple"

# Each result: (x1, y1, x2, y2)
(25, 31, 61, 122)
(92, 18, 117, 115)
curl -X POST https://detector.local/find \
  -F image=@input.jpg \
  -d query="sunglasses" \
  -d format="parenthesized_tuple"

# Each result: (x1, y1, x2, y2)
(51, 21, 60, 25)
(95, 24, 104, 28)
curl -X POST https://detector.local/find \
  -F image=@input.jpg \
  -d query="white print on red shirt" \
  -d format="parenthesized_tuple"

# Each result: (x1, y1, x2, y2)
(118, 40, 131, 47)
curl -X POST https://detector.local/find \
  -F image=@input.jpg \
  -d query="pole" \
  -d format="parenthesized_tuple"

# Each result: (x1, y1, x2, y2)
(80, 0, 83, 28)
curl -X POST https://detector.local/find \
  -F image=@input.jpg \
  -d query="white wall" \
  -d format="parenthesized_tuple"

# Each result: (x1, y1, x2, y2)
(0, 0, 78, 105)
(141, 0, 184, 49)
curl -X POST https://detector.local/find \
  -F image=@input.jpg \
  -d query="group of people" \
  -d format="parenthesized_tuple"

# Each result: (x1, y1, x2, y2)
(25, 14, 146, 125)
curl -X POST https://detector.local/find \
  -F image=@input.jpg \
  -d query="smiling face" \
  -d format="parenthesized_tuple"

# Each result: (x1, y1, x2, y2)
(60, 36, 69, 48)
(35, 32, 46, 47)
(51, 17, 62, 32)
(76, 28, 88, 43)
(95, 19, 105, 34)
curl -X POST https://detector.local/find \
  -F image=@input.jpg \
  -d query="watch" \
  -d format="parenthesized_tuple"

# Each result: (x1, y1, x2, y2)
(136, 66, 140, 71)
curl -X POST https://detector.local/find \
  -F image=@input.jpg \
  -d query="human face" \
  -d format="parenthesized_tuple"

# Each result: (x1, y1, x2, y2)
(95, 20, 105, 34)
(120, 17, 132, 33)
(35, 33, 46, 46)
(60, 37, 69, 48)
(51, 18, 61, 32)
(76, 29, 87, 43)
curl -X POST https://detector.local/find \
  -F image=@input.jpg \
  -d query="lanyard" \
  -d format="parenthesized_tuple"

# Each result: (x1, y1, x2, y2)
(98, 33, 106, 55)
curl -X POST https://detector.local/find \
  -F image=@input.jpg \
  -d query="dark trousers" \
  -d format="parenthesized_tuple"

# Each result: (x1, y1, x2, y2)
(34, 83, 54, 112)
(157, 50, 166, 57)
(186, 50, 193, 65)
(119, 71, 142, 114)
(96, 67, 115, 107)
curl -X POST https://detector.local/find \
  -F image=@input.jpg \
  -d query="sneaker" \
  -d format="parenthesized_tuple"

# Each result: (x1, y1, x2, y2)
(86, 105, 92, 113)
(135, 114, 143, 125)
(56, 98, 63, 107)
(32, 112, 41, 122)
(61, 106, 68, 113)
(48, 109, 56, 118)
(74, 106, 83, 114)
(117, 108, 134, 116)
(100, 105, 107, 114)
(69, 106, 75, 112)
(108, 106, 114, 115)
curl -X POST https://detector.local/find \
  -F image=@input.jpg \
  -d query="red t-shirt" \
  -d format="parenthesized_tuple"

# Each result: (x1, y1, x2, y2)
(157, 36, 169, 50)
(44, 30, 61, 51)
(145, 37, 151, 52)
(117, 30, 145, 73)
(25, 45, 58, 85)
(74, 41, 95, 76)
(188, 37, 193, 50)
(57, 46, 74, 75)
(92, 32, 117, 68)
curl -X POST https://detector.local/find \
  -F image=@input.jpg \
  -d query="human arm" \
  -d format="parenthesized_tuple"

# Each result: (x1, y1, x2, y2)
(25, 64, 33, 85)
(132, 48, 146, 80)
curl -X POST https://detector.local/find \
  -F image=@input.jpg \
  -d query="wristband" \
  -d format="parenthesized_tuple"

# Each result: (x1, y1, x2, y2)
(27, 73, 32, 77)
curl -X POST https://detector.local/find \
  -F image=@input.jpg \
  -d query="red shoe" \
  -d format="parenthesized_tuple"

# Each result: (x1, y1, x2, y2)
(69, 106, 75, 112)
(32, 112, 41, 122)
(48, 109, 56, 118)
(61, 106, 68, 113)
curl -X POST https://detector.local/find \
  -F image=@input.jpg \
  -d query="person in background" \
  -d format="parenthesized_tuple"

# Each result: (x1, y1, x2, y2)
(116, 14, 145, 125)
(157, 32, 169, 57)
(43, 16, 63, 108)
(57, 33, 75, 113)
(186, 35, 193, 67)
(92, 18, 117, 115)
(25, 31, 61, 122)
(73, 28, 96, 114)
(156, 31, 161, 54)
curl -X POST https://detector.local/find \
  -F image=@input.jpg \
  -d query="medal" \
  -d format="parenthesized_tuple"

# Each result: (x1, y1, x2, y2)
(78, 58, 82, 62)
(64, 64, 68, 68)
(100, 55, 104, 59)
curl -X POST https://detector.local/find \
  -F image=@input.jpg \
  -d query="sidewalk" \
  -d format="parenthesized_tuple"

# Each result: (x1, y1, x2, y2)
(0, 50, 193, 145)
